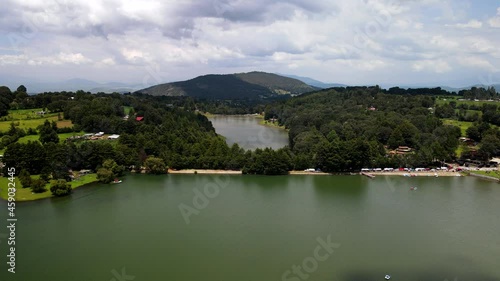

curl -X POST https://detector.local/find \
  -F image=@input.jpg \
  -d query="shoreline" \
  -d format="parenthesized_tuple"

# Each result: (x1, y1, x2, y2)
(368, 171, 462, 177)
(168, 169, 242, 174)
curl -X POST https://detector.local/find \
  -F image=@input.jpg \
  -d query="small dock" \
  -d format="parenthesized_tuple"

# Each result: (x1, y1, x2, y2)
(361, 172, 375, 179)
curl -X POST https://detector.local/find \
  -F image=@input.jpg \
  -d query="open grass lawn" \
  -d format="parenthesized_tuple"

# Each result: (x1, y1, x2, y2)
(436, 97, 500, 107)
(123, 106, 133, 115)
(0, 173, 98, 201)
(442, 119, 473, 136)
(0, 108, 73, 133)
(16, 132, 85, 144)
(469, 170, 500, 180)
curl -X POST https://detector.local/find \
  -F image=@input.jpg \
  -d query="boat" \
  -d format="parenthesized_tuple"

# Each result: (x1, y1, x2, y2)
(385, 275, 391, 280)
(360, 172, 375, 179)
(112, 179, 122, 184)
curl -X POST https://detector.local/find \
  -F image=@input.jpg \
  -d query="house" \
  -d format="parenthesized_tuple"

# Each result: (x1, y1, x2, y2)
(459, 137, 475, 146)
(136, 116, 144, 121)
(396, 146, 412, 153)
(108, 134, 120, 140)
(368, 106, 376, 111)
(79, 169, 91, 175)
(95, 132, 104, 137)
(123, 115, 129, 120)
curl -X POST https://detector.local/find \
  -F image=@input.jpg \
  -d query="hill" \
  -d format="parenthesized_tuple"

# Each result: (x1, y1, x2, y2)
(279, 74, 347, 88)
(135, 72, 318, 99)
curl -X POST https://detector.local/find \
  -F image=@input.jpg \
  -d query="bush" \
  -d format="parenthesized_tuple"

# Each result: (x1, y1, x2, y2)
(50, 179, 72, 197)
(19, 169, 32, 188)
(31, 179, 47, 193)
(97, 168, 114, 183)
(27, 128, 37, 135)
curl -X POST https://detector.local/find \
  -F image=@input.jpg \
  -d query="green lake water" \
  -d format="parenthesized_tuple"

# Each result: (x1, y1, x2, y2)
(209, 115, 289, 150)
(1, 174, 500, 281)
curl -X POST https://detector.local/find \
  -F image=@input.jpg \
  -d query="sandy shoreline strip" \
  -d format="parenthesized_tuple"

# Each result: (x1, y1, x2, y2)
(368, 171, 461, 177)
(168, 170, 462, 176)
(168, 169, 242, 174)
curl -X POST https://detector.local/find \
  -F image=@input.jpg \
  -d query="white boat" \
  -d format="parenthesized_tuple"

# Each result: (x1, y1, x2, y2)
(112, 180, 122, 184)
(385, 275, 391, 280)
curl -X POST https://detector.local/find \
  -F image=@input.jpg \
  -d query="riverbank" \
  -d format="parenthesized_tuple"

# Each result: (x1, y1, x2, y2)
(258, 119, 287, 130)
(168, 169, 242, 174)
(368, 171, 461, 177)
(0, 174, 98, 201)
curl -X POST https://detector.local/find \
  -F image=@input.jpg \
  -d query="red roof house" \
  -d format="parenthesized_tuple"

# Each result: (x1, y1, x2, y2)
(136, 116, 144, 121)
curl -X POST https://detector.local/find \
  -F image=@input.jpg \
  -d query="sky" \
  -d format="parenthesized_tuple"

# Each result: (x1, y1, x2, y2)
(0, 0, 499, 90)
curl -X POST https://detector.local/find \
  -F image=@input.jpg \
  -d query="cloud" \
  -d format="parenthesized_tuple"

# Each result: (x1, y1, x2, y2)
(412, 60, 452, 73)
(457, 56, 496, 71)
(0, 0, 499, 87)
(446, 19, 482, 28)
(489, 7, 500, 27)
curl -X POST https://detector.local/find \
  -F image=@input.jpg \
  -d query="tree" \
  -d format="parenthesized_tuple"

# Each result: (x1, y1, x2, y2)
(39, 120, 59, 144)
(466, 126, 481, 142)
(50, 179, 72, 196)
(144, 156, 167, 174)
(97, 167, 115, 183)
(19, 169, 32, 188)
(102, 159, 125, 177)
(97, 159, 124, 183)
(31, 179, 47, 193)
(16, 85, 27, 93)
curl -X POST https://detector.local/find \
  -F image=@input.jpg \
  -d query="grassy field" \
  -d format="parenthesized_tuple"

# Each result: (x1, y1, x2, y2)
(442, 119, 473, 136)
(123, 106, 133, 115)
(259, 119, 287, 130)
(17, 132, 85, 143)
(0, 173, 98, 201)
(469, 170, 500, 180)
(436, 97, 500, 107)
(0, 108, 74, 131)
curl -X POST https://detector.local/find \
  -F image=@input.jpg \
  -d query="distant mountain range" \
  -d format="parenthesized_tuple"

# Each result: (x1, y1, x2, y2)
(135, 71, 319, 99)
(1, 72, 498, 96)
(0, 78, 141, 94)
(279, 74, 347, 88)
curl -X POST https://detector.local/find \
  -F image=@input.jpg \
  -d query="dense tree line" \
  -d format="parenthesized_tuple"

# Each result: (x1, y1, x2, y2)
(2, 83, 500, 186)
(263, 87, 463, 171)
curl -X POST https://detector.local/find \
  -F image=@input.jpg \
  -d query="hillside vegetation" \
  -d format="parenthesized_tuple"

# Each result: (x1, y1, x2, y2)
(136, 72, 317, 99)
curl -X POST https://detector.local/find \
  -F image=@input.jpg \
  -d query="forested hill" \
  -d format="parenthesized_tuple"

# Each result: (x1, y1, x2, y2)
(262, 86, 494, 172)
(135, 72, 318, 99)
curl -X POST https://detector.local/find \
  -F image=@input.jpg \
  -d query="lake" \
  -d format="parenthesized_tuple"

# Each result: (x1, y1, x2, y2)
(1, 175, 500, 281)
(209, 115, 289, 150)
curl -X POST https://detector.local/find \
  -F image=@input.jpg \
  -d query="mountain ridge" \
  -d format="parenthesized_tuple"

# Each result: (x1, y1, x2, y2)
(135, 71, 319, 99)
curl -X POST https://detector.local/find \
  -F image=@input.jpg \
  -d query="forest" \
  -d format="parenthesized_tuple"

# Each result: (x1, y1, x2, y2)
(1, 84, 500, 197)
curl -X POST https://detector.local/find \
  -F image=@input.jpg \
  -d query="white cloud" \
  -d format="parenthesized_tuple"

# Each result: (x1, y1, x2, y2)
(489, 8, 500, 27)
(446, 19, 482, 28)
(57, 52, 91, 64)
(457, 56, 496, 71)
(0, 0, 499, 86)
(412, 60, 452, 73)
(430, 35, 459, 49)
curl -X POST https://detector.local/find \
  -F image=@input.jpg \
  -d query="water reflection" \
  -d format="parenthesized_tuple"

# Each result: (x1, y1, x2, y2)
(209, 115, 289, 150)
